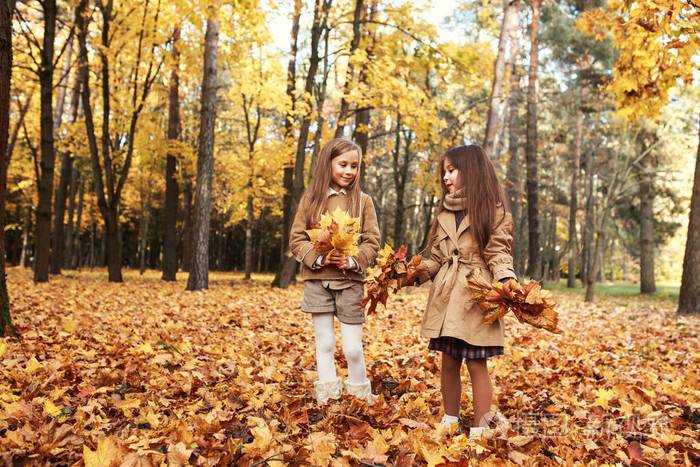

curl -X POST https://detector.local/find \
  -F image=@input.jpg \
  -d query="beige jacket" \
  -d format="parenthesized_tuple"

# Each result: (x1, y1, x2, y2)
(420, 206, 517, 346)
(288, 190, 380, 282)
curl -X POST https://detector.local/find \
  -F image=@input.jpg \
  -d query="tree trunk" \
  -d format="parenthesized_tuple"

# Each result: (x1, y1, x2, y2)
(334, 0, 364, 137)
(71, 175, 85, 269)
(186, 17, 220, 291)
(138, 201, 149, 275)
(20, 209, 29, 268)
(354, 0, 377, 186)
(274, 0, 332, 288)
(582, 149, 596, 287)
(638, 146, 656, 293)
(49, 21, 79, 276)
(181, 175, 193, 271)
(64, 166, 79, 268)
(524, 0, 541, 280)
(308, 24, 331, 181)
(678, 115, 700, 314)
(272, 0, 302, 288)
(244, 194, 254, 279)
(163, 27, 181, 282)
(0, 0, 16, 335)
(34, 0, 57, 283)
(53, 36, 73, 130)
(392, 117, 411, 246)
(51, 154, 72, 274)
(506, 57, 524, 277)
(104, 209, 122, 280)
(567, 108, 582, 287)
(483, 0, 519, 158)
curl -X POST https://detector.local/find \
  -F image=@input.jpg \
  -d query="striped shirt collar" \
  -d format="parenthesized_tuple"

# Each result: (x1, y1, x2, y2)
(327, 186, 347, 196)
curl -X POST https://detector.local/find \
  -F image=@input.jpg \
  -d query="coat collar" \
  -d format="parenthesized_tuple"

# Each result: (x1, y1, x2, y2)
(437, 209, 470, 245)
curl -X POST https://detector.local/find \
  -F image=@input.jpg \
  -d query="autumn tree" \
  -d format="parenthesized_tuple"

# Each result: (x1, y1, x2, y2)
(186, 15, 220, 291)
(524, 0, 541, 280)
(274, 0, 332, 288)
(162, 27, 181, 282)
(77, 0, 163, 282)
(0, 0, 15, 335)
(483, 0, 519, 158)
(579, 0, 699, 309)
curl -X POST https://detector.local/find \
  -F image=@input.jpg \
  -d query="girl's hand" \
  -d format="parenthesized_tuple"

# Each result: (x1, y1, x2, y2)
(324, 250, 344, 267)
(335, 255, 350, 270)
(414, 265, 432, 285)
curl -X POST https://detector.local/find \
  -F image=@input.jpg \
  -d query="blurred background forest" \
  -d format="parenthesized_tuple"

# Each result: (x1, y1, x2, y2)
(0, 0, 698, 328)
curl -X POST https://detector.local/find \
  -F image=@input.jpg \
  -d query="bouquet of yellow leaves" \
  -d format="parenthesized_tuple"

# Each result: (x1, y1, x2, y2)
(305, 207, 361, 257)
(466, 269, 561, 334)
(363, 244, 423, 314)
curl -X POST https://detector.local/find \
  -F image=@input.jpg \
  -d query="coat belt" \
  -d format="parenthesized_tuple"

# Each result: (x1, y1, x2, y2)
(434, 251, 483, 303)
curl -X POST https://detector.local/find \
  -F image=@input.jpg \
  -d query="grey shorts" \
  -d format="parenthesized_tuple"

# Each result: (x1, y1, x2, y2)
(300, 280, 365, 324)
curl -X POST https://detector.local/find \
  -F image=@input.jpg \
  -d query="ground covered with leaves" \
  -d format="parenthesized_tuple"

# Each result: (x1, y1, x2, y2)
(1, 268, 698, 465)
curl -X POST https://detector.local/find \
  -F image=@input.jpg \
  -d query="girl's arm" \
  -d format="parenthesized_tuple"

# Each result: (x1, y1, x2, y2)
(483, 207, 517, 282)
(288, 196, 322, 269)
(352, 195, 381, 272)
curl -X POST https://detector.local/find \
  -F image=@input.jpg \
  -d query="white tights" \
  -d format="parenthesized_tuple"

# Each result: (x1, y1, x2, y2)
(312, 313, 368, 384)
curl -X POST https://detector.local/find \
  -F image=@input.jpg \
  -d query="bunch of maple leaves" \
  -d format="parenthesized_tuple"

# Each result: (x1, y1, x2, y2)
(467, 269, 561, 334)
(362, 244, 423, 314)
(305, 207, 361, 257)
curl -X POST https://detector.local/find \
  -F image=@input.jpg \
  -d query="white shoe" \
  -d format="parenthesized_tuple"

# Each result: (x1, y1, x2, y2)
(344, 379, 377, 404)
(314, 378, 342, 405)
(469, 426, 487, 439)
(440, 414, 460, 429)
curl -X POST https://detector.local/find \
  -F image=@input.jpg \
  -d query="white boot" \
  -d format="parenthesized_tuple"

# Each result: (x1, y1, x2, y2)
(314, 378, 342, 405)
(469, 426, 487, 439)
(344, 379, 376, 404)
(440, 414, 460, 430)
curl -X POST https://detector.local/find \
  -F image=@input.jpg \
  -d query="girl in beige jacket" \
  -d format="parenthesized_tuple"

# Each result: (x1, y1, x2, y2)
(416, 145, 518, 438)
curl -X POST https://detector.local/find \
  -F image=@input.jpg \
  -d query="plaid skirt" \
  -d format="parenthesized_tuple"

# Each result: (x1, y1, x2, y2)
(428, 336, 504, 360)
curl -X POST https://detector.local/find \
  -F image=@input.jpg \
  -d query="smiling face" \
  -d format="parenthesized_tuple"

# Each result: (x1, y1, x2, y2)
(330, 150, 360, 190)
(443, 158, 462, 194)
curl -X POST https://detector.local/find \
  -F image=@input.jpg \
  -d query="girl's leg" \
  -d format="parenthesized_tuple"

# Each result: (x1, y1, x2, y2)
(339, 322, 368, 384)
(312, 313, 337, 382)
(465, 358, 493, 426)
(441, 352, 462, 417)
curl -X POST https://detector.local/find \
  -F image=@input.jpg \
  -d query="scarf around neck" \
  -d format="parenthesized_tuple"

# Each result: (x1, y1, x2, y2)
(443, 188, 468, 212)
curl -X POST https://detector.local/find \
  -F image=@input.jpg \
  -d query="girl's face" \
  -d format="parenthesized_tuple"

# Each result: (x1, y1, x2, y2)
(331, 150, 360, 189)
(443, 158, 462, 194)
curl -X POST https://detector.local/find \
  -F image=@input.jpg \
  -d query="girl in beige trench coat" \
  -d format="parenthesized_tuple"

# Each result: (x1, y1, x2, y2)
(414, 145, 518, 439)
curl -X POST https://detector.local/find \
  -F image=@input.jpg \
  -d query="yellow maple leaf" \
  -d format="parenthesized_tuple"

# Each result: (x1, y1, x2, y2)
(592, 388, 616, 409)
(0, 341, 6, 358)
(419, 443, 446, 467)
(305, 228, 326, 243)
(83, 437, 120, 467)
(243, 418, 273, 454)
(328, 207, 352, 230)
(137, 342, 153, 354)
(376, 243, 394, 266)
(62, 318, 77, 333)
(43, 399, 61, 417)
(25, 357, 42, 374)
(331, 229, 360, 257)
(306, 432, 337, 467)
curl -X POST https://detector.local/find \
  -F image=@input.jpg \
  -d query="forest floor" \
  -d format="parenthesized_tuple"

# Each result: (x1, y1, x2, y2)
(1, 267, 698, 465)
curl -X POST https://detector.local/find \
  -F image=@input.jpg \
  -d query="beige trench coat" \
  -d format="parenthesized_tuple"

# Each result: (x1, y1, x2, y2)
(420, 206, 517, 347)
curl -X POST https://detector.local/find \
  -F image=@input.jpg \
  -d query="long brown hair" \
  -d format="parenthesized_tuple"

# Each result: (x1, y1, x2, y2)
(303, 138, 363, 227)
(425, 144, 509, 255)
